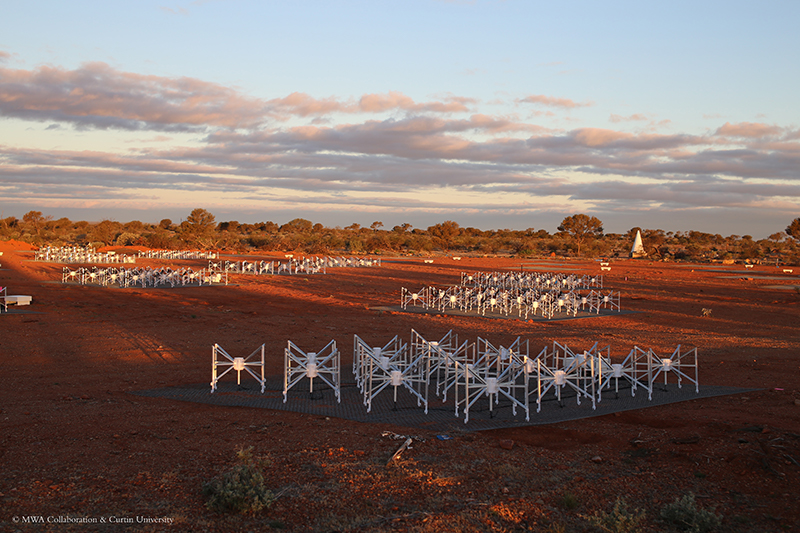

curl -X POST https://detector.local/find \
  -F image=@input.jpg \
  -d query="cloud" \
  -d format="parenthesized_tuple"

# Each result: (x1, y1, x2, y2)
(571, 128, 633, 147)
(566, 177, 800, 207)
(0, 51, 11, 63)
(359, 91, 471, 113)
(609, 113, 648, 123)
(517, 94, 591, 109)
(264, 91, 475, 119)
(0, 61, 482, 131)
(2, 58, 798, 237)
(196, 114, 795, 186)
(714, 122, 783, 139)
(265, 92, 346, 118)
(0, 62, 268, 131)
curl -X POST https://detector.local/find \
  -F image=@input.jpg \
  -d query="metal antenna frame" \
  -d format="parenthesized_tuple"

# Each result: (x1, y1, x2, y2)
(454, 337, 530, 423)
(401, 287, 430, 310)
(646, 345, 699, 399)
(596, 346, 651, 401)
(210, 344, 266, 393)
(283, 339, 341, 403)
(533, 343, 597, 412)
(355, 335, 429, 414)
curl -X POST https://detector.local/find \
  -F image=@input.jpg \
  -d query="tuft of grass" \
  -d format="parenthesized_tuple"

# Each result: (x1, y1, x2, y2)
(545, 522, 567, 533)
(585, 497, 646, 533)
(660, 492, 722, 533)
(202, 446, 274, 514)
(559, 491, 580, 510)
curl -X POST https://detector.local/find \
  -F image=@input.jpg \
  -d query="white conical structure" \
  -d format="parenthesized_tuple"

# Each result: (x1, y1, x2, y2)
(630, 230, 646, 257)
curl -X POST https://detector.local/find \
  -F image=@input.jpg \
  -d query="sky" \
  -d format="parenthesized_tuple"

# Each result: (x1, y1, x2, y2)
(1, 0, 798, 238)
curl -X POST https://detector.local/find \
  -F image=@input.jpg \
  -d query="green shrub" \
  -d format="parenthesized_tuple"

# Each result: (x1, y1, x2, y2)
(202, 447, 273, 514)
(559, 491, 580, 510)
(660, 493, 722, 533)
(586, 497, 646, 533)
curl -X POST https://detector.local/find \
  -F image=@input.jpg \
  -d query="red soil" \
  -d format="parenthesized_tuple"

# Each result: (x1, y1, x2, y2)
(1, 243, 799, 532)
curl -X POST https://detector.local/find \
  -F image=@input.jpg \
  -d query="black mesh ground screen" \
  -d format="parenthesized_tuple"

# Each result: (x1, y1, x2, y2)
(133, 375, 749, 433)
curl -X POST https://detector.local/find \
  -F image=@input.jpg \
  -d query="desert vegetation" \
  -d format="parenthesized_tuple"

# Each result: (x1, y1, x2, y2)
(3, 209, 799, 264)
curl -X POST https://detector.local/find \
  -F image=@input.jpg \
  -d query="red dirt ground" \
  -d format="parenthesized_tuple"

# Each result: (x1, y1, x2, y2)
(1, 241, 799, 532)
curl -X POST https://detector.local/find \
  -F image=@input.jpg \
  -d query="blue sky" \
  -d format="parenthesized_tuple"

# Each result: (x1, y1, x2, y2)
(1, 0, 798, 237)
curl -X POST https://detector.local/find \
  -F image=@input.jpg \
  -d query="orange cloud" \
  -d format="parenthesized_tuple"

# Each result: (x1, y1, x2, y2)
(517, 94, 591, 109)
(265, 91, 474, 119)
(267, 92, 348, 117)
(363, 91, 471, 113)
(715, 122, 782, 139)
(359, 91, 418, 112)
(609, 113, 648, 123)
(572, 128, 633, 147)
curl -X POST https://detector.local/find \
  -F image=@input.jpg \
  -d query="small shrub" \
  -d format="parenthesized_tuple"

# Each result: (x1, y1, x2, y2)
(545, 523, 566, 533)
(660, 493, 722, 533)
(203, 447, 273, 514)
(559, 491, 580, 510)
(115, 232, 141, 246)
(586, 497, 646, 533)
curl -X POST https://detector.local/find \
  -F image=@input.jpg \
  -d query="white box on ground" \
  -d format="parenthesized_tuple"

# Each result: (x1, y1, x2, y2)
(5, 295, 32, 306)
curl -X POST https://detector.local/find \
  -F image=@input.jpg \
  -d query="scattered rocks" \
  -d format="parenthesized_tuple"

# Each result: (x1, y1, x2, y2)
(499, 439, 514, 450)
(591, 456, 602, 463)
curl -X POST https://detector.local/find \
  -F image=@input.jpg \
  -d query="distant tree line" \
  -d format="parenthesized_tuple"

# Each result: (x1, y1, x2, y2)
(3, 209, 799, 264)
